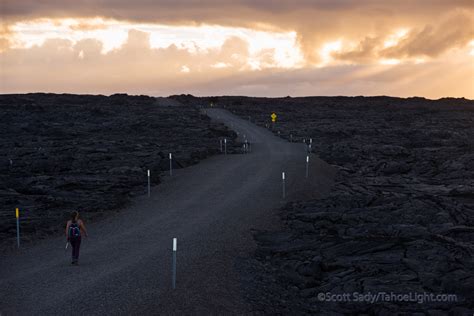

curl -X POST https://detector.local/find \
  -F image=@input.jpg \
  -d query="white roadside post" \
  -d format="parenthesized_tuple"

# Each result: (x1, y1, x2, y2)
(290, 134, 293, 142)
(282, 172, 286, 199)
(172, 238, 177, 289)
(169, 153, 173, 176)
(16, 208, 20, 248)
(309, 138, 313, 153)
(306, 155, 309, 178)
(147, 170, 151, 197)
(224, 138, 227, 155)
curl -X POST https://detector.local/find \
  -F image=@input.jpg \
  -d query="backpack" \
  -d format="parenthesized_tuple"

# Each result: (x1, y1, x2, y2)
(68, 222, 81, 239)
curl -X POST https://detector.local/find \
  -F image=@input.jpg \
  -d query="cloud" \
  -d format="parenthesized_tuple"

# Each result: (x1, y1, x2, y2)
(0, 23, 12, 52)
(327, 10, 474, 64)
(1, 1, 473, 97)
(381, 12, 474, 58)
(2, 1, 473, 63)
(69, 21, 108, 32)
(332, 36, 381, 63)
(73, 38, 103, 58)
(1, 28, 472, 98)
(0, 29, 253, 94)
(182, 59, 474, 99)
(2, 1, 473, 21)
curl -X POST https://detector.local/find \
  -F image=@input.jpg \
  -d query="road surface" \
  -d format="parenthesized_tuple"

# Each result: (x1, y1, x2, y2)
(0, 109, 335, 315)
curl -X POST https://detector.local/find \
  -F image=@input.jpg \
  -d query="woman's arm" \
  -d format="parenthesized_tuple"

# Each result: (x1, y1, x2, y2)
(79, 220, 88, 237)
(65, 221, 70, 240)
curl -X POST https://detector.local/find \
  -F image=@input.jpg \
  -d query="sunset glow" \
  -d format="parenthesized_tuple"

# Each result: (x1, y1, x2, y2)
(1, 1, 473, 98)
(383, 29, 409, 49)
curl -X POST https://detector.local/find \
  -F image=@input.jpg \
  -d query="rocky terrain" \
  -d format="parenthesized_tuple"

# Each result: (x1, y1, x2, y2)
(2, 93, 473, 313)
(0, 93, 240, 252)
(193, 96, 473, 314)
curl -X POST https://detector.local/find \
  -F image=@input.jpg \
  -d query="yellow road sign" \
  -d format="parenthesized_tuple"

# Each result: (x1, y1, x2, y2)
(271, 113, 277, 122)
(15, 208, 19, 218)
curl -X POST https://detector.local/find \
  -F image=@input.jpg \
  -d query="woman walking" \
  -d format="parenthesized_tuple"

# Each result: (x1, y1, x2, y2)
(65, 211, 88, 265)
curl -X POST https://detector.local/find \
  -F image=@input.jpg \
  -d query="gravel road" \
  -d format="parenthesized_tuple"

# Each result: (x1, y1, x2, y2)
(0, 109, 335, 315)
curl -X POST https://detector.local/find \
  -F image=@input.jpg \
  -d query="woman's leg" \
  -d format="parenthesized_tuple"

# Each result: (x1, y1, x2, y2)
(70, 239, 77, 263)
(70, 237, 82, 263)
(74, 237, 82, 262)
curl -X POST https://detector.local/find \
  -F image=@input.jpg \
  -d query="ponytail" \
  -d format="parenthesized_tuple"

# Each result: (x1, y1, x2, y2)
(70, 211, 79, 223)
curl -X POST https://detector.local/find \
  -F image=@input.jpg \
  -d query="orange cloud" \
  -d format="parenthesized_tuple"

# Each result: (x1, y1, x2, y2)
(0, 22, 12, 52)
(1, 1, 473, 97)
(2, 1, 473, 60)
(381, 12, 474, 58)
(69, 21, 108, 32)
(1, 28, 472, 98)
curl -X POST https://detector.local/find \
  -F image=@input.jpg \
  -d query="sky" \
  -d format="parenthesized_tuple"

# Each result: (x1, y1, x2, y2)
(1, 1, 473, 98)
